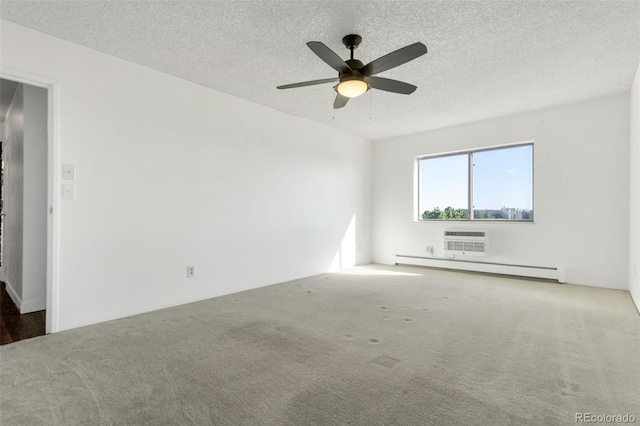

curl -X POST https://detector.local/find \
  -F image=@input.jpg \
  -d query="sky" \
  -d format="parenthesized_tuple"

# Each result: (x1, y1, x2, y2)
(418, 145, 532, 213)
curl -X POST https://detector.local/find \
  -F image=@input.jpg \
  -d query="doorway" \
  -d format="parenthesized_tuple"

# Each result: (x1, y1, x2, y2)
(0, 78, 47, 343)
(0, 73, 58, 340)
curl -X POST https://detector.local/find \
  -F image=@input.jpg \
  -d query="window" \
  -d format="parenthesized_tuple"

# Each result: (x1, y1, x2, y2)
(417, 143, 533, 221)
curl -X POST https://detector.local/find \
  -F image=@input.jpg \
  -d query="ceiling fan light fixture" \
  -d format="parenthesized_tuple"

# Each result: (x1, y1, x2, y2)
(335, 77, 369, 98)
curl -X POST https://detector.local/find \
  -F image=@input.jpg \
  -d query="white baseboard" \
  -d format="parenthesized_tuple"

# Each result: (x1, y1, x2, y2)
(21, 298, 46, 313)
(395, 254, 566, 282)
(2, 281, 46, 313)
(4, 280, 22, 310)
(630, 288, 640, 315)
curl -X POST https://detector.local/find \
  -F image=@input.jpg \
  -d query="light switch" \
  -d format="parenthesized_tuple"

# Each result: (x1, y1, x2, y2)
(62, 165, 76, 180)
(62, 184, 76, 200)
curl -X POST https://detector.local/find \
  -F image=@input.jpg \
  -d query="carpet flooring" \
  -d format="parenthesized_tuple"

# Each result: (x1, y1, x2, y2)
(1, 265, 639, 425)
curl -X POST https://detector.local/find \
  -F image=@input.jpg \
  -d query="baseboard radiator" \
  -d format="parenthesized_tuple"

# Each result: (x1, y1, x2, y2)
(395, 254, 566, 282)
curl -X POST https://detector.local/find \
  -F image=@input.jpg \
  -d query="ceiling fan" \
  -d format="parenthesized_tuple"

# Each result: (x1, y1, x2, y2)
(277, 34, 427, 109)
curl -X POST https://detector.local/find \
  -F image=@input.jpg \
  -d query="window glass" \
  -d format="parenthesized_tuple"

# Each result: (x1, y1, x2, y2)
(418, 154, 469, 220)
(472, 145, 533, 220)
(416, 144, 533, 221)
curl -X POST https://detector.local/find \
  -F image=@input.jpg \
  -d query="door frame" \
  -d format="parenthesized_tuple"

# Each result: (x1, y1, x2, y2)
(1, 140, 4, 279)
(0, 66, 60, 334)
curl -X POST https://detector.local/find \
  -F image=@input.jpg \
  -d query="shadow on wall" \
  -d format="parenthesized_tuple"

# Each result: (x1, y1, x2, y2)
(329, 214, 356, 271)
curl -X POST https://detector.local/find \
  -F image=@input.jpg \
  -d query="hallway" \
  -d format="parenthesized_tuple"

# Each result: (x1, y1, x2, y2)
(0, 282, 45, 345)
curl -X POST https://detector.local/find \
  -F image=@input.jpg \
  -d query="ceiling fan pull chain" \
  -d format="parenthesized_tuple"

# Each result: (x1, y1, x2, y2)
(370, 90, 374, 138)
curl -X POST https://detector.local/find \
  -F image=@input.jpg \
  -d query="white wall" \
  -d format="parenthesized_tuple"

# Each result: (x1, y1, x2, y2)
(630, 62, 640, 310)
(21, 84, 48, 312)
(1, 20, 372, 331)
(373, 95, 630, 290)
(2, 83, 24, 304)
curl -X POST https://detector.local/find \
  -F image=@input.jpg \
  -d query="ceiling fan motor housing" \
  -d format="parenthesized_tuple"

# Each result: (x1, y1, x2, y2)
(337, 58, 368, 94)
(344, 59, 365, 75)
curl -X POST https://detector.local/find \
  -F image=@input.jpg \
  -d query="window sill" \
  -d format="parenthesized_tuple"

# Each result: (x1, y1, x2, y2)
(414, 220, 535, 224)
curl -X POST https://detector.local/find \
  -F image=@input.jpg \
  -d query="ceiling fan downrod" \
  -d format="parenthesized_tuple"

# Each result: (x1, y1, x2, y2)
(342, 34, 362, 61)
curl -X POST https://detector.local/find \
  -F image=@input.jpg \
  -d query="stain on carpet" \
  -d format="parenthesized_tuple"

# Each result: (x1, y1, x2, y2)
(283, 373, 535, 426)
(372, 355, 401, 369)
(224, 321, 335, 362)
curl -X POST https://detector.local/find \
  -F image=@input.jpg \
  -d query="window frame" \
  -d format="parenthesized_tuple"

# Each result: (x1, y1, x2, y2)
(415, 142, 534, 223)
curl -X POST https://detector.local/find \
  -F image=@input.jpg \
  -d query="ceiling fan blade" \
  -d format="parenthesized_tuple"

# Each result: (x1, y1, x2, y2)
(360, 42, 427, 76)
(307, 41, 352, 74)
(334, 94, 349, 109)
(365, 76, 417, 94)
(277, 78, 338, 90)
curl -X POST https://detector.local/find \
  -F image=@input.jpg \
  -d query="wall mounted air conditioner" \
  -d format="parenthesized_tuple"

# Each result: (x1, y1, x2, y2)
(443, 230, 487, 256)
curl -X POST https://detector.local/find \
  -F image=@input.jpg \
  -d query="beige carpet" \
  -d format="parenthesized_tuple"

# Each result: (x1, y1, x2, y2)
(1, 264, 639, 425)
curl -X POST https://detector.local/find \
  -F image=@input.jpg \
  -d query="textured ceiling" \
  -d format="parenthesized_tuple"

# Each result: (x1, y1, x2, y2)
(1, 1, 639, 140)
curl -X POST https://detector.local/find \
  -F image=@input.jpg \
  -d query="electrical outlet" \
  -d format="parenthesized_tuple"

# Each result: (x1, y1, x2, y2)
(62, 184, 76, 200)
(426, 245, 434, 256)
(187, 265, 195, 278)
(62, 164, 76, 180)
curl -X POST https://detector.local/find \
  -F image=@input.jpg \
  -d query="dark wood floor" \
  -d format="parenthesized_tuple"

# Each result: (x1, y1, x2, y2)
(0, 281, 46, 345)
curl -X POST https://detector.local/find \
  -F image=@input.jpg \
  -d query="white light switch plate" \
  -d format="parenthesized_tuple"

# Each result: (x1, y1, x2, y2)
(62, 164, 76, 180)
(62, 184, 76, 200)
